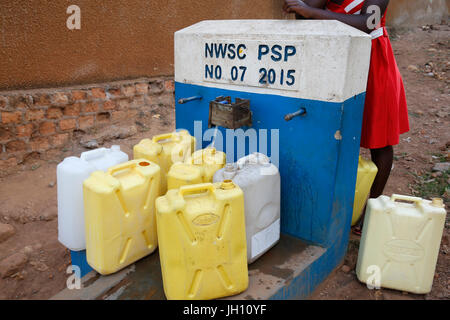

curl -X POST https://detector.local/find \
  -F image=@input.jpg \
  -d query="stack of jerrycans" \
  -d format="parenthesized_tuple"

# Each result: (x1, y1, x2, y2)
(156, 181, 248, 300)
(167, 147, 226, 190)
(133, 130, 196, 195)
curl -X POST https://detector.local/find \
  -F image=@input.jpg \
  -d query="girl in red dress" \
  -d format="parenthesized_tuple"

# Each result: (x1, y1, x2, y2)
(283, 0, 410, 234)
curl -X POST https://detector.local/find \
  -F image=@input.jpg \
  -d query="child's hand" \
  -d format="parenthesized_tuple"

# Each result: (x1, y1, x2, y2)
(283, 0, 311, 16)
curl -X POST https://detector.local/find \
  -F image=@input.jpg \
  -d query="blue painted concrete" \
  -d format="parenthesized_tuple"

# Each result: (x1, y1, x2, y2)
(70, 250, 92, 278)
(176, 82, 364, 298)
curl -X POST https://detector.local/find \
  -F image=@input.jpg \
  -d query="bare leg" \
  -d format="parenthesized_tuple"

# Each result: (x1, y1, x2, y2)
(369, 145, 394, 198)
(353, 145, 394, 234)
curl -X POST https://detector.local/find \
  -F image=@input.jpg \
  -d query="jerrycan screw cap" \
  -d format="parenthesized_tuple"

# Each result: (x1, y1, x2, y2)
(223, 163, 237, 180)
(221, 180, 235, 190)
(431, 198, 444, 208)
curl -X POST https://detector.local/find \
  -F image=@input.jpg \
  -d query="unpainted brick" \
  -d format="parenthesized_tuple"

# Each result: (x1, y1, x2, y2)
(130, 95, 145, 109)
(16, 124, 33, 138)
(64, 103, 81, 117)
(0, 157, 17, 170)
(30, 137, 50, 151)
(79, 116, 94, 130)
(107, 87, 122, 97)
(91, 87, 106, 99)
(32, 94, 51, 106)
(50, 133, 69, 147)
(6, 140, 27, 152)
(117, 98, 131, 110)
(0, 127, 13, 143)
(71, 90, 87, 101)
(164, 80, 175, 93)
(82, 102, 100, 113)
(25, 109, 45, 121)
(127, 109, 138, 118)
(39, 122, 55, 136)
(1, 111, 22, 124)
(103, 100, 116, 110)
(0, 96, 8, 109)
(158, 94, 174, 106)
(52, 92, 69, 104)
(111, 111, 127, 122)
(59, 118, 77, 131)
(10, 95, 33, 109)
(135, 83, 149, 94)
(47, 107, 63, 119)
(122, 85, 136, 97)
(149, 80, 164, 94)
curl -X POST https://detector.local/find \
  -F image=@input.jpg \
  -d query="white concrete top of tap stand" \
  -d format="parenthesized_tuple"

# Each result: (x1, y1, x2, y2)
(175, 20, 372, 103)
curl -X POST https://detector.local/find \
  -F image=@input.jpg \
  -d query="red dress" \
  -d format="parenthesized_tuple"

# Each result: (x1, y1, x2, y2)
(326, 0, 409, 149)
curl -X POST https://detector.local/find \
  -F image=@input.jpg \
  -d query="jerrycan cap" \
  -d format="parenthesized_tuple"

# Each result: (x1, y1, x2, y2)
(221, 179, 236, 190)
(223, 163, 237, 180)
(431, 198, 444, 208)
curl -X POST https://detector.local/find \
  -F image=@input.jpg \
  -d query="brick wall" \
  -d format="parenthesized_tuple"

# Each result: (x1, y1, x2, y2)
(0, 77, 174, 173)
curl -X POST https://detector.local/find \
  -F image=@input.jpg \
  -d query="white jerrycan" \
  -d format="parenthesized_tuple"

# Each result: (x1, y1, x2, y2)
(213, 152, 280, 263)
(356, 194, 447, 294)
(57, 145, 128, 251)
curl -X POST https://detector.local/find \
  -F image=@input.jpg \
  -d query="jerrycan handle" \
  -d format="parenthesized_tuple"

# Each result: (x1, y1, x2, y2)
(391, 194, 423, 206)
(108, 160, 151, 176)
(179, 183, 215, 197)
(80, 148, 107, 161)
(152, 132, 179, 143)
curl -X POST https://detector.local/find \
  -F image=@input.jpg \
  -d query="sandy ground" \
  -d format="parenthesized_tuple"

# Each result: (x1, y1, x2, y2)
(0, 24, 449, 300)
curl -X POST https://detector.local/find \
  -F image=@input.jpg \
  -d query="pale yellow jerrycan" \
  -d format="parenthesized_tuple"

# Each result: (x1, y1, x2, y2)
(352, 156, 378, 226)
(156, 182, 249, 300)
(133, 130, 196, 195)
(356, 195, 447, 294)
(83, 159, 160, 275)
(167, 147, 226, 190)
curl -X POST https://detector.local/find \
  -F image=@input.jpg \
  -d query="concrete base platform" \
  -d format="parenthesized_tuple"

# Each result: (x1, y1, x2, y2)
(51, 234, 337, 300)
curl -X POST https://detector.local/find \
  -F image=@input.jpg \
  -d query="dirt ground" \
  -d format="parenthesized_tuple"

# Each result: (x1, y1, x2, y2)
(0, 24, 449, 300)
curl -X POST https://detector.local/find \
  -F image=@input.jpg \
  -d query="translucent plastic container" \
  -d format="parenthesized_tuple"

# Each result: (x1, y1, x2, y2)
(83, 159, 160, 275)
(57, 145, 128, 251)
(167, 147, 226, 190)
(356, 195, 447, 294)
(156, 182, 248, 300)
(213, 152, 281, 263)
(133, 130, 196, 195)
(352, 156, 378, 226)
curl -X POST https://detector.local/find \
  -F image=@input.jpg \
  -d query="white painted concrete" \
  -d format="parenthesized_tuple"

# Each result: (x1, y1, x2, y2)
(175, 20, 372, 103)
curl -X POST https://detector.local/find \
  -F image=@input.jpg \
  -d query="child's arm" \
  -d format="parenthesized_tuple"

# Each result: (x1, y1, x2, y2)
(283, 0, 327, 10)
(283, 0, 327, 19)
(284, 0, 389, 33)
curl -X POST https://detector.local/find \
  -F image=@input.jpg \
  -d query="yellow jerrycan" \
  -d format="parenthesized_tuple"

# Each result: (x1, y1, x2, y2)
(83, 159, 160, 275)
(156, 182, 248, 300)
(133, 130, 196, 195)
(351, 156, 378, 226)
(356, 195, 447, 294)
(167, 147, 226, 190)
